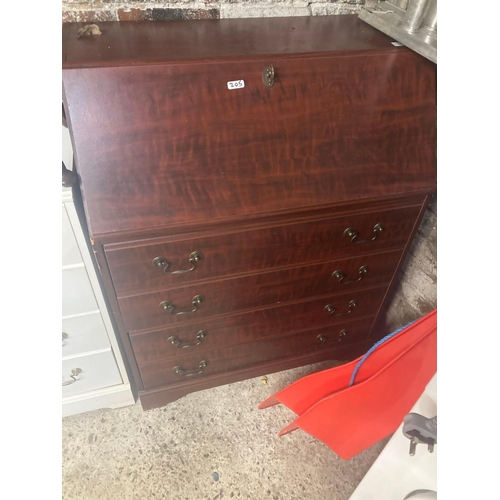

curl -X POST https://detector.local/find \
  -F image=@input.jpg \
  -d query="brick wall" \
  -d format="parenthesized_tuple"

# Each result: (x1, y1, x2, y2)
(61, 1, 416, 23)
(62, 1, 370, 23)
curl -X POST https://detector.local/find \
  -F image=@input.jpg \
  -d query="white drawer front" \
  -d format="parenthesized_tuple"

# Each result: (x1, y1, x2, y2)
(62, 313, 110, 357)
(62, 205, 82, 267)
(62, 351, 122, 398)
(62, 267, 98, 317)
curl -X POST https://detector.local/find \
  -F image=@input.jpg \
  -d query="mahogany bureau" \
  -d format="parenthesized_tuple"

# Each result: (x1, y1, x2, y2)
(62, 15, 436, 410)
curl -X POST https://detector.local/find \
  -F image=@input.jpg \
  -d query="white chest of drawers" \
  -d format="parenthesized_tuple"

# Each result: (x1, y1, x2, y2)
(62, 127, 135, 416)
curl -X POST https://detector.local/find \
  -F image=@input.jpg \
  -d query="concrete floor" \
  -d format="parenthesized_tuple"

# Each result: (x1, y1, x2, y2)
(62, 200, 436, 500)
(62, 360, 389, 500)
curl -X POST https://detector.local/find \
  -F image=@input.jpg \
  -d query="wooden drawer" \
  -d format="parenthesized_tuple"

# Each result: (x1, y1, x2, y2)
(138, 317, 374, 390)
(106, 206, 420, 296)
(62, 351, 122, 398)
(62, 313, 111, 358)
(130, 289, 382, 364)
(119, 251, 399, 332)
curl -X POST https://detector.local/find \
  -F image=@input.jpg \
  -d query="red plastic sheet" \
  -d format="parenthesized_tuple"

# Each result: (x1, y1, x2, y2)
(259, 309, 437, 460)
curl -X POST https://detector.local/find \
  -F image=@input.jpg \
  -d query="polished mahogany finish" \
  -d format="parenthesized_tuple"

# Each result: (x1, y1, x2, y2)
(63, 21, 435, 239)
(62, 16, 408, 69)
(130, 292, 386, 364)
(138, 318, 374, 390)
(118, 259, 395, 332)
(62, 17, 436, 409)
(139, 338, 374, 410)
(106, 206, 420, 296)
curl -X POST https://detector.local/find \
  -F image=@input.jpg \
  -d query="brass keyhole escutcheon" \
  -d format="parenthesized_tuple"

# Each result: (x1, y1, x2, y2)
(262, 64, 275, 88)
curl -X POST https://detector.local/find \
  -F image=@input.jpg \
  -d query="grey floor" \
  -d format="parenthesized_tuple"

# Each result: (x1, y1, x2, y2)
(63, 360, 389, 500)
(62, 200, 436, 500)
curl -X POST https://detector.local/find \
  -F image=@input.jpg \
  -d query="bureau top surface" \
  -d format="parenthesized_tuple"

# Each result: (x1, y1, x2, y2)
(62, 15, 400, 69)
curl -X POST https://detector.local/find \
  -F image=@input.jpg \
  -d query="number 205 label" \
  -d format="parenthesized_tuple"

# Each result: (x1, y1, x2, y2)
(227, 80, 245, 90)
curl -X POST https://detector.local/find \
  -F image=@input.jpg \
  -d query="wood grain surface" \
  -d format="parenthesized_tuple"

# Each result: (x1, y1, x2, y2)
(118, 260, 392, 332)
(139, 338, 373, 409)
(138, 317, 375, 390)
(106, 206, 420, 296)
(63, 16, 401, 69)
(63, 46, 435, 238)
(130, 301, 380, 364)
(62, 17, 436, 408)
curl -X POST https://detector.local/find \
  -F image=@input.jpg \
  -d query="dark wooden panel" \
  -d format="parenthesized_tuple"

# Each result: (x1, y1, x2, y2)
(63, 51, 436, 238)
(62, 16, 398, 69)
(139, 338, 373, 409)
(106, 206, 420, 296)
(96, 193, 428, 245)
(62, 17, 436, 409)
(138, 318, 374, 390)
(130, 290, 380, 364)
(119, 257, 393, 331)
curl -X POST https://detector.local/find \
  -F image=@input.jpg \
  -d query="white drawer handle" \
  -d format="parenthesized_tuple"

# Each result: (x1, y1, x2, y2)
(62, 368, 82, 386)
(62, 332, 68, 346)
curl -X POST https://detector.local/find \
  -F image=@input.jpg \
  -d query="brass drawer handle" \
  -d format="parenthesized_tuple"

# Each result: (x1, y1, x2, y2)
(153, 251, 203, 275)
(317, 329, 348, 344)
(160, 295, 205, 316)
(262, 64, 275, 88)
(173, 360, 208, 377)
(332, 265, 369, 284)
(62, 368, 82, 386)
(343, 223, 384, 244)
(168, 330, 207, 349)
(324, 300, 357, 317)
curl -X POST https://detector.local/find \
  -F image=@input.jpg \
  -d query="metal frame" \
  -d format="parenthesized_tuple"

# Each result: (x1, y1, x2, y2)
(359, 0, 437, 64)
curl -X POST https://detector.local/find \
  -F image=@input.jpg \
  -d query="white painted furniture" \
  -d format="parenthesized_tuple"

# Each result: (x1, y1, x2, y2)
(62, 127, 135, 417)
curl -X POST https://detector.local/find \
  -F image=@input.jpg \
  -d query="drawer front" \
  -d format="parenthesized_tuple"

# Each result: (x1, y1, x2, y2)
(130, 286, 384, 364)
(62, 205, 82, 267)
(62, 351, 122, 398)
(119, 251, 400, 332)
(64, 53, 435, 236)
(62, 267, 98, 317)
(62, 313, 111, 358)
(106, 206, 420, 296)
(138, 317, 374, 390)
